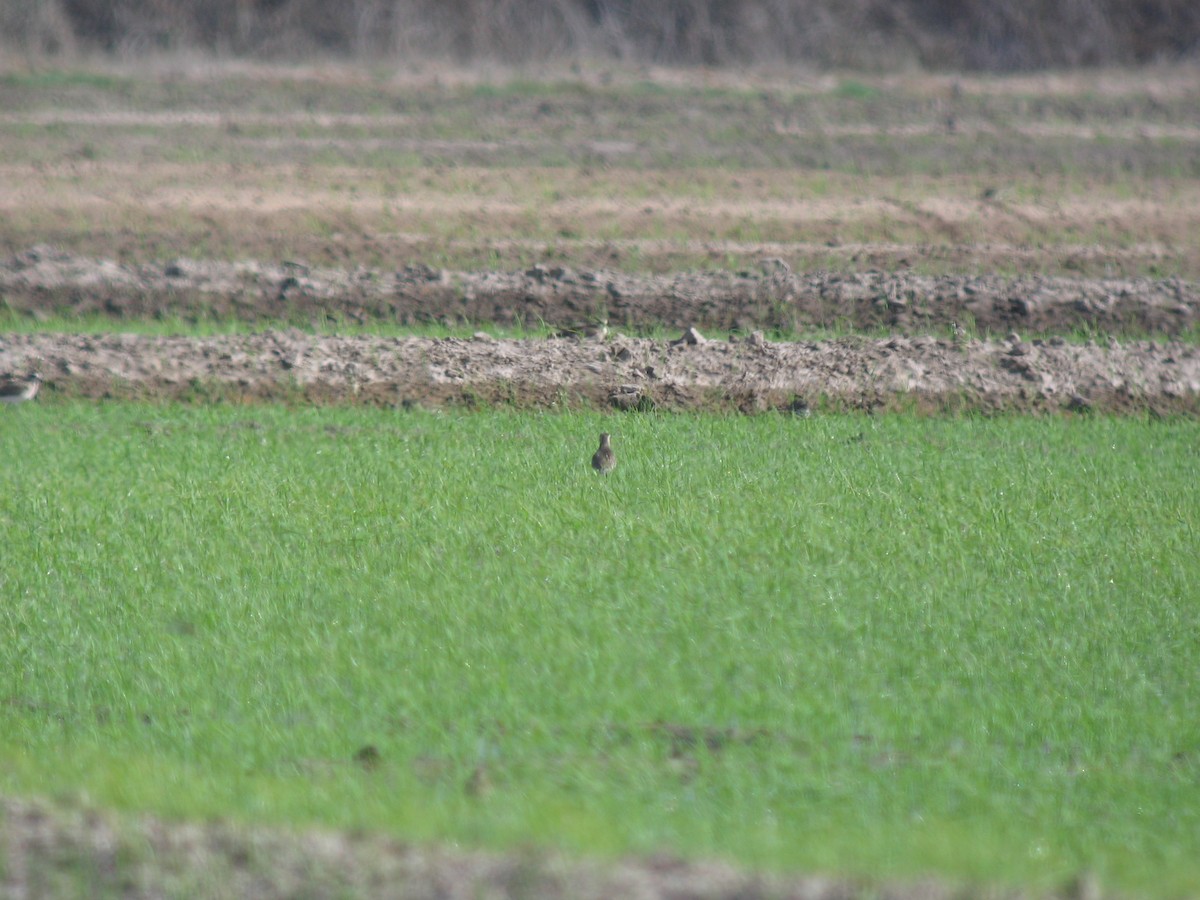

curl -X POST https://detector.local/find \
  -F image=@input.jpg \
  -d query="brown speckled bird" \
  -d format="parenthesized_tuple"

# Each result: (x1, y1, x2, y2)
(592, 432, 615, 474)
(556, 318, 608, 341)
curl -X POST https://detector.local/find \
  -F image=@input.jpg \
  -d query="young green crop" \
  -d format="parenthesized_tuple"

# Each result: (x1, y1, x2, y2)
(1, 403, 1197, 895)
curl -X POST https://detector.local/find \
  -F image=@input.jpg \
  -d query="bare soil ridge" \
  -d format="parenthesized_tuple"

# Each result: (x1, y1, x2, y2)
(4, 248, 1198, 415)
(3, 248, 1198, 338)
(0, 795, 1072, 900)
(3, 326, 1197, 416)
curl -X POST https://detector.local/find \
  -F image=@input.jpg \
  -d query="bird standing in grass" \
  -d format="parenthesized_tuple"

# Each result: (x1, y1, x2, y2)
(0, 373, 41, 405)
(592, 432, 615, 474)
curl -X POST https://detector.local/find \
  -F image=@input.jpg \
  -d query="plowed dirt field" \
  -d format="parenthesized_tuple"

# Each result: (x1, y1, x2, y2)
(3, 247, 1198, 413)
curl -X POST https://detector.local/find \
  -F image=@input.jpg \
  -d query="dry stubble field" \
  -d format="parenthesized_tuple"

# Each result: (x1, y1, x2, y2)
(1, 59, 1199, 898)
(1, 61, 1199, 415)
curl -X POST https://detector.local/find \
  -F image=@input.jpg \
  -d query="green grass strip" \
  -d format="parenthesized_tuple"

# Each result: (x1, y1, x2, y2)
(1, 404, 1197, 895)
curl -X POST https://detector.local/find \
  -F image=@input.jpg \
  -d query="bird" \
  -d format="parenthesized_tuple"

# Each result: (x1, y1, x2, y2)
(464, 763, 493, 798)
(592, 432, 615, 474)
(555, 318, 608, 341)
(0, 372, 41, 405)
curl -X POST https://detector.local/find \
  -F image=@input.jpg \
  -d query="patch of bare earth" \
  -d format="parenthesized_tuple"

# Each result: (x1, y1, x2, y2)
(2, 321, 1198, 417)
(3, 164, 1198, 279)
(2, 249, 1198, 415)
(0, 795, 1082, 900)
(4, 247, 1196, 336)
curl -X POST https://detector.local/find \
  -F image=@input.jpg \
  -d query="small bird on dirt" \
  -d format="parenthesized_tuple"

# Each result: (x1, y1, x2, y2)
(0, 372, 41, 405)
(592, 432, 616, 474)
(556, 318, 608, 341)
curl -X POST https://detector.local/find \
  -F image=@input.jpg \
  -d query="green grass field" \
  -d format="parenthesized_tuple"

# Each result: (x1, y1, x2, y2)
(2, 402, 1197, 895)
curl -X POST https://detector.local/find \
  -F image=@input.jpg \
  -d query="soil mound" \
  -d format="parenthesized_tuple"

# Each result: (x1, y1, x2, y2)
(2, 328, 1196, 415)
(3, 248, 1197, 338)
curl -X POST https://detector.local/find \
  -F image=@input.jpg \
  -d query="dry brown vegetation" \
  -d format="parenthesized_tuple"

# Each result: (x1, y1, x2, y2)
(4, 0, 1200, 70)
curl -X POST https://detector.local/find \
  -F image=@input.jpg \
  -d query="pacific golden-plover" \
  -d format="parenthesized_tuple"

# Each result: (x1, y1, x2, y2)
(556, 318, 608, 341)
(591, 432, 615, 474)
